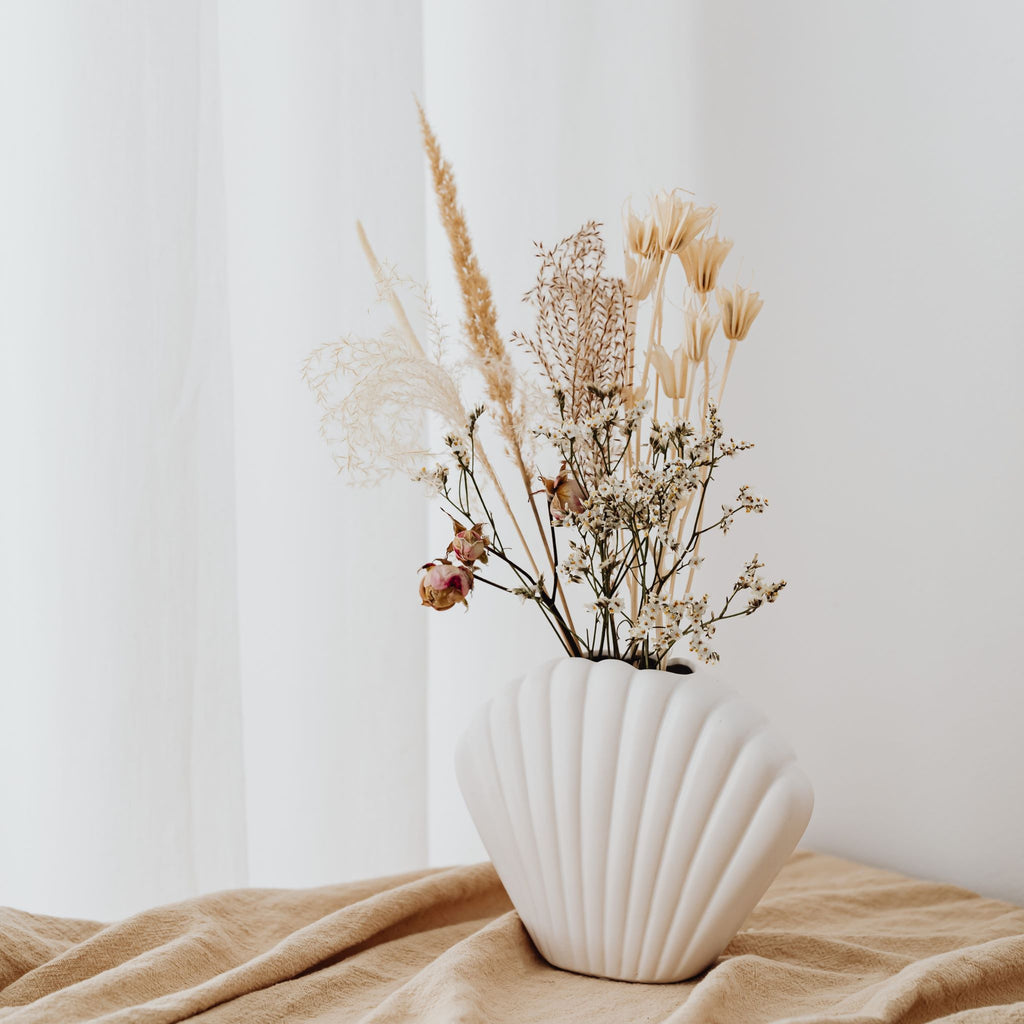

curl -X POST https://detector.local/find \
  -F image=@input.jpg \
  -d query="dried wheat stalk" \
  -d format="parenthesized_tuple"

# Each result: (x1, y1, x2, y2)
(418, 107, 580, 638)
(416, 106, 525, 461)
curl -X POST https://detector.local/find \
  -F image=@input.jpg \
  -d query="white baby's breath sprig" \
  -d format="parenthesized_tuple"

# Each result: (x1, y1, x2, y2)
(412, 463, 450, 496)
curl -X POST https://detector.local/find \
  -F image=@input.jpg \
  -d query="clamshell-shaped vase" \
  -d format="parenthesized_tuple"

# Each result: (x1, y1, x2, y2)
(456, 657, 813, 982)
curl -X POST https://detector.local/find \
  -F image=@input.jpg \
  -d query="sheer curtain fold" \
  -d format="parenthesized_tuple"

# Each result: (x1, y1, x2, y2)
(0, 0, 426, 919)
(218, 0, 427, 893)
(0, 1, 245, 919)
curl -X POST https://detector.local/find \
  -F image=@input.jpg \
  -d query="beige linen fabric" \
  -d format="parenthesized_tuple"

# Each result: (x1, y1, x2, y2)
(2, 851, 1023, 1023)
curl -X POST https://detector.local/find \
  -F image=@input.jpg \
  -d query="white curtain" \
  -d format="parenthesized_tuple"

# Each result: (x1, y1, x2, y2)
(3, 0, 1023, 921)
(217, 0, 427, 905)
(0, 0, 426, 920)
(1, 1, 247, 920)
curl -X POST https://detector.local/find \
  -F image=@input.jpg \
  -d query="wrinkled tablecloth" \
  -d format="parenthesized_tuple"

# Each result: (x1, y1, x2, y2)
(2, 850, 1024, 1023)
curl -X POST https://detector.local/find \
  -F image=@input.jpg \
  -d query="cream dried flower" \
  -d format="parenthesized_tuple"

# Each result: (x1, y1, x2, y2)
(624, 251, 659, 300)
(680, 237, 734, 293)
(623, 207, 658, 258)
(652, 191, 715, 254)
(683, 303, 721, 362)
(716, 285, 764, 341)
(649, 344, 689, 399)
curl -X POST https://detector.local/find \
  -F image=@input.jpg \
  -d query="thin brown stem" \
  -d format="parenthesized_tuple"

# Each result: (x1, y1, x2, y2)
(517, 453, 579, 643)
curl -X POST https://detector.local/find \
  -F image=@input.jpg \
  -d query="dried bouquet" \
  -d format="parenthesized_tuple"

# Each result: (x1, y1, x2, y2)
(304, 110, 785, 670)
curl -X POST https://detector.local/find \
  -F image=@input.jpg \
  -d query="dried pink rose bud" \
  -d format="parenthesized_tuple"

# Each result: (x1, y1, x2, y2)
(419, 560, 474, 611)
(543, 466, 586, 522)
(447, 521, 490, 565)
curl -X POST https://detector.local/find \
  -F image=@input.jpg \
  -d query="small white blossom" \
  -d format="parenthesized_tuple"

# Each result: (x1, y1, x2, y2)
(509, 583, 545, 604)
(558, 540, 591, 584)
(411, 463, 449, 495)
(736, 484, 768, 514)
(443, 432, 471, 469)
(720, 438, 755, 457)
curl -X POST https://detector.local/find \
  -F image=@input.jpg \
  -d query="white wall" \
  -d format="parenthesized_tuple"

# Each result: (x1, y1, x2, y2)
(687, 0, 1024, 903)
(423, 0, 1024, 903)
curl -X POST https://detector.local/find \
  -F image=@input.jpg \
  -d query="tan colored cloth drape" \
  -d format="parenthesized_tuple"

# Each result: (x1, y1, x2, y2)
(2, 851, 1023, 1023)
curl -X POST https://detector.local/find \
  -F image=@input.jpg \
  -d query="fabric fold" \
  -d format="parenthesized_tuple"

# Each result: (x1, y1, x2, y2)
(1, 852, 1023, 1023)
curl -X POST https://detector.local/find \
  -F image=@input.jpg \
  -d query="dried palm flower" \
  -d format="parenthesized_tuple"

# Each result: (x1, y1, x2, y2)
(623, 207, 659, 258)
(649, 343, 689, 399)
(680, 237, 734, 293)
(514, 222, 631, 424)
(683, 302, 721, 363)
(653, 191, 715, 254)
(717, 284, 765, 341)
(624, 251, 660, 301)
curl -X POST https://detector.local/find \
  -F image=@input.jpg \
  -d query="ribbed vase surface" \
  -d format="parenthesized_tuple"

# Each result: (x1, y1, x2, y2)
(456, 657, 813, 982)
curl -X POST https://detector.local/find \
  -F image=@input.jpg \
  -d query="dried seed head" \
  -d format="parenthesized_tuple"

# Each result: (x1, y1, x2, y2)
(623, 206, 659, 258)
(649, 344, 689, 399)
(716, 284, 764, 340)
(624, 250, 660, 300)
(680, 236, 734, 293)
(652, 191, 715, 254)
(683, 301, 721, 362)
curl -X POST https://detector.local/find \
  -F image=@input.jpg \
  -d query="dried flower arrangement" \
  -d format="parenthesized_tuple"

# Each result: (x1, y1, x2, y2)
(303, 109, 784, 670)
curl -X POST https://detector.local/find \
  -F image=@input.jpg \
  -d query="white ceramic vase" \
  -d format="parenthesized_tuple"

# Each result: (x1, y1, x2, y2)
(456, 656, 813, 982)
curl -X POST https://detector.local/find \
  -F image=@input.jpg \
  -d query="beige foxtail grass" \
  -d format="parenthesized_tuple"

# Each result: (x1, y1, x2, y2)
(416, 105, 578, 642)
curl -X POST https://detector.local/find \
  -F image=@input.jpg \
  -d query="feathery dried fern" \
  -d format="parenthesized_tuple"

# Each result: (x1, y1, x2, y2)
(514, 222, 632, 423)
(301, 319, 467, 485)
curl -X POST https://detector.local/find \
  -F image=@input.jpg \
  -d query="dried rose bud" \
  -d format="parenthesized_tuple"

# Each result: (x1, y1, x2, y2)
(447, 521, 490, 565)
(543, 466, 586, 522)
(419, 560, 474, 611)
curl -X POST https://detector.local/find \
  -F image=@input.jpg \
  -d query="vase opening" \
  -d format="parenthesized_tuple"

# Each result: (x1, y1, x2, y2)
(586, 654, 696, 675)
(665, 661, 695, 675)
